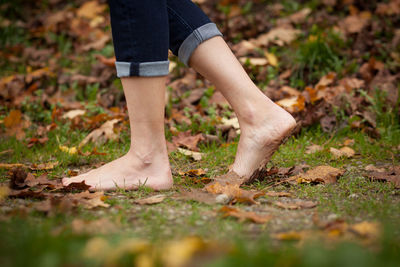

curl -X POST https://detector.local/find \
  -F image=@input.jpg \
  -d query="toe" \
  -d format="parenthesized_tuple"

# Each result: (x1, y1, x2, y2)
(62, 175, 85, 186)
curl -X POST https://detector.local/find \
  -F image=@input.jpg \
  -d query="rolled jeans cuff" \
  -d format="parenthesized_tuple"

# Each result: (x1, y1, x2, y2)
(178, 22, 223, 67)
(115, 61, 170, 77)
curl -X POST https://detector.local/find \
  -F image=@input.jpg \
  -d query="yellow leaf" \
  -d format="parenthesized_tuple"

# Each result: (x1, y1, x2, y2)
(59, 145, 78, 155)
(265, 52, 278, 66)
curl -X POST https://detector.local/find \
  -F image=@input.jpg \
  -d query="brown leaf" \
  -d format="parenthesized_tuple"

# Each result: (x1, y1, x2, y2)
(305, 144, 323, 154)
(177, 148, 204, 161)
(172, 131, 205, 151)
(62, 181, 91, 191)
(288, 8, 311, 24)
(177, 189, 218, 205)
(274, 200, 317, 210)
(79, 119, 120, 147)
(95, 54, 116, 67)
(8, 188, 48, 199)
(29, 161, 59, 171)
(219, 206, 272, 224)
(205, 173, 264, 205)
(134, 194, 167, 205)
(329, 147, 355, 158)
(273, 231, 306, 241)
(0, 163, 25, 169)
(255, 27, 301, 47)
(365, 166, 400, 188)
(295, 165, 345, 184)
(9, 167, 30, 189)
(76, 0, 107, 19)
(338, 13, 371, 34)
(265, 191, 292, 197)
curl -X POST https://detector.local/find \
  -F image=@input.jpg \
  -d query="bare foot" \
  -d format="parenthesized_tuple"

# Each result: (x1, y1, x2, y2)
(62, 151, 173, 191)
(231, 98, 297, 182)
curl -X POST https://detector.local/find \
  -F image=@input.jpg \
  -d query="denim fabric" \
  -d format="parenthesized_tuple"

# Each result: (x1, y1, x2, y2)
(108, 0, 222, 77)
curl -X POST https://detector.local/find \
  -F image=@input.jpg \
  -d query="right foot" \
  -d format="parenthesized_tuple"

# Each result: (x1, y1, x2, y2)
(231, 98, 297, 182)
(62, 150, 173, 191)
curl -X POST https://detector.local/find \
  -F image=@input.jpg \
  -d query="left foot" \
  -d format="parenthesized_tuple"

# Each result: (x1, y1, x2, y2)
(231, 97, 297, 182)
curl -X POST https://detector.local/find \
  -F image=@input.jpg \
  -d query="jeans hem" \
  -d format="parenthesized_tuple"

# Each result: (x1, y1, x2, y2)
(115, 61, 170, 77)
(178, 22, 223, 67)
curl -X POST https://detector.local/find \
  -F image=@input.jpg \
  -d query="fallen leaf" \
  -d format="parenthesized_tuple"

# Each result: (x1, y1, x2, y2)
(0, 163, 25, 169)
(134, 194, 166, 205)
(219, 206, 272, 224)
(29, 161, 59, 171)
(364, 165, 385, 173)
(62, 181, 91, 191)
(256, 27, 301, 47)
(342, 138, 355, 146)
(274, 200, 317, 210)
(76, 0, 107, 19)
(59, 145, 78, 155)
(0, 186, 10, 202)
(239, 57, 268, 66)
(62, 109, 86, 119)
(330, 147, 355, 158)
(273, 231, 305, 241)
(221, 117, 240, 134)
(265, 52, 278, 66)
(204, 173, 264, 205)
(288, 8, 311, 24)
(79, 119, 120, 147)
(177, 148, 203, 161)
(295, 165, 345, 184)
(178, 189, 218, 205)
(172, 131, 205, 151)
(365, 166, 400, 188)
(9, 167, 31, 189)
(265, 191, 292, 197)
(305, 144, 323, 154)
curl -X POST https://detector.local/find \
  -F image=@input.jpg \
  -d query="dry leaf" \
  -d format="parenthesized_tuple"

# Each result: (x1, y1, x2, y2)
(134, 194, 166, 205)
(172, 131, 205, 151)
(256, 27, 301, 46)
(62, 109, 86, 119)
(59, 145, 78, 155)
(330, 147, 355, 158)
(274, 200, 317, 210)
(177, 148, 203, 161)
(305, 144, 323, 154)
(365, 166, 400, 188)
(178, 189, 218, 205)
(0, 163, 25, 169)
(79, 119, 120, 147)
(273, 231, 305, 241)
(295, 165, 345, 184)
(239, 57, 268, 66)
(364, 165, 385, 173)
(265, 52, 278, 66)
(265, 191, 292, 197)
(219, 206, 272, 224)
(29, 161, 59, 171)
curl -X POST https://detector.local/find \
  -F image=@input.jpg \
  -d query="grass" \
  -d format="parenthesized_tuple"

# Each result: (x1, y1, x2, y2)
(1, 108, 399, 266)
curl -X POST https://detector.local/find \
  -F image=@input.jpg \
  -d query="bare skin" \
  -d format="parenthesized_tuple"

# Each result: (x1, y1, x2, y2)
(62, 36, 296, 190)
(189, 36, 296, 181)
(62, 77, 173, 191)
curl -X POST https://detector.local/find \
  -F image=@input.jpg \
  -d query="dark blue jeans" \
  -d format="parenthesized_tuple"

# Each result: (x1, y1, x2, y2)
(108, 0, 222, 77)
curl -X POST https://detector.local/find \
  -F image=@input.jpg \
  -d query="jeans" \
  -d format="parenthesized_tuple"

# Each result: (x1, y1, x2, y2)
(107, 0, 223, 77)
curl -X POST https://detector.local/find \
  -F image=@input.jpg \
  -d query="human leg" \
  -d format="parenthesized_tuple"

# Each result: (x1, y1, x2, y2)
(189, 37, 296, 181)
(62, 0, 172, 190)
(166, 1, 296, 181)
